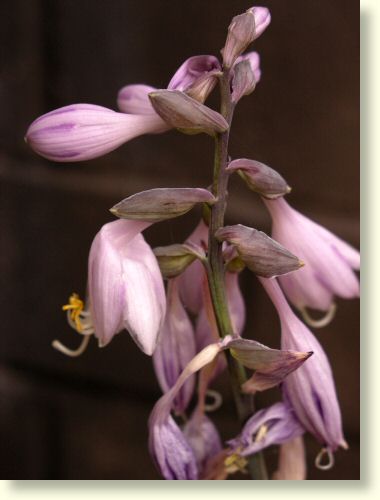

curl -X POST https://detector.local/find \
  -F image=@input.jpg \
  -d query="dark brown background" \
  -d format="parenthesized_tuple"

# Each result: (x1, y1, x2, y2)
(0, 0, 359, 480)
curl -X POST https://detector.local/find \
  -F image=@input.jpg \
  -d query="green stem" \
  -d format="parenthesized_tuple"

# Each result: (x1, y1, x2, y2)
(206, 70, 268, 480)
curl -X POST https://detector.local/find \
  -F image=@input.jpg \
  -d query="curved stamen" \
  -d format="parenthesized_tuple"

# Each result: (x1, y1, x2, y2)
(204, 389, 223, 412)
(66, 311, 94, 335)
(300, 303, 337, 329)
(52, 335, 90, 358)
(315, 447, 334, 470)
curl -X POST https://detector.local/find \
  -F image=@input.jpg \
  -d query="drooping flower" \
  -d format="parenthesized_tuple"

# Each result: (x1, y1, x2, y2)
(54, 219, 166, 356)
(263, 197, 360, 327)
(149, 336, 311, 479)
(153, 279, 196, 414)
(259, 277, 347, 458)
(25, 104, 167, 162)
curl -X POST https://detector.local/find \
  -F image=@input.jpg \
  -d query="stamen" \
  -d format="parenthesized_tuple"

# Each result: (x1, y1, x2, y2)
(204, 389, 223, 412)
(255, 424, 268, 443)
(315, 447, 334, 470)
(224, 450, 248, 475)
(62, 293, 85, 332)
(300, 303, 337, 329)
(52, 335, 90, 358)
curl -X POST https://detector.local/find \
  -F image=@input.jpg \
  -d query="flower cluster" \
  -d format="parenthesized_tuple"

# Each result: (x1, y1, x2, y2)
(26, 5, 359, 480)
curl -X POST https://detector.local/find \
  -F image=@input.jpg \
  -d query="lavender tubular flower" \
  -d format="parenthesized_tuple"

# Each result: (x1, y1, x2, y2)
(259, 277, 347, 454)
(227, 402, 304, 457)
(88, 219, 166, 354)
(153, 279, 196, 414)
(263, 197, 360, 326)
(25, 104, 166, 162)
(167, 55, 221, 95)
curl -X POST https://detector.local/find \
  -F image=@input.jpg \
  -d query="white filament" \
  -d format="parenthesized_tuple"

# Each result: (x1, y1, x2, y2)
(315, 447, 334, 470)
(301, 303, 337, 329)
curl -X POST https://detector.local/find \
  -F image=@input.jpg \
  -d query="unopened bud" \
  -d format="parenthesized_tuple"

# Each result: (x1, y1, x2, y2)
(222, 11, 256, 68)
(227, 159, 291, 199)
(215, 224, 303, 278)
(111, 188, 216, 223)
(231, 60, 256, 103)
(222, 7, 271, 68)
(154, 243, 205, 279)
(149, 90, 228, 136)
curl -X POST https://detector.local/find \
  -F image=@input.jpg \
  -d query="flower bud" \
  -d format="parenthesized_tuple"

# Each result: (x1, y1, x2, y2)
(215, 224, 303, 278)
(153, 243, 205, 279)
(227, 159, 291, 199)
(111, 188, 216, 223)
(25, 104, 165, 162)
(222, 7, 271, 68)
(148, 90, 228, 136)
(231, 60, 256, 103)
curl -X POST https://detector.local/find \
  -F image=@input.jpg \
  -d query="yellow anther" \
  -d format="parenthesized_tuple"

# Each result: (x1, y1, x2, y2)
(255, 424, 268, 443)
(224, 450, 248, 475)
(62, 293, 85, 332)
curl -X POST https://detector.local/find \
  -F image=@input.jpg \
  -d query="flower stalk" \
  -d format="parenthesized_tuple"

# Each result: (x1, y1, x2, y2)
(206, 69, 268, 479)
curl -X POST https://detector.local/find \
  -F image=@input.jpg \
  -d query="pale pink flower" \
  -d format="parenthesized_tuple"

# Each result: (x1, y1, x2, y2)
(263, 197, 360, 326)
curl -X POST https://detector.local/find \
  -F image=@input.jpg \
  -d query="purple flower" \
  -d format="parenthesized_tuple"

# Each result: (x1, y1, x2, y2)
(25, 104, 167, 162)
(227, 402, 304, 457)
(263, 197, 360, 327)
(153, 279, 196, 414)
(88, 219, 166, 354)
(259, 277, 347, 454)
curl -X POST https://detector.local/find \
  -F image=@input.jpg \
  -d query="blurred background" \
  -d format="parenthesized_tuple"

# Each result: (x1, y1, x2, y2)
(0, 0, 359, 480)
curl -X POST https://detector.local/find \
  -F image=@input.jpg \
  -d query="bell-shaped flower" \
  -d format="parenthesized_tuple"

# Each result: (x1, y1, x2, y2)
(263, 197, 360, 327)
(259, 277, 347, 458)
(153, 279, 197, 414)
(25, 104, 167, 162)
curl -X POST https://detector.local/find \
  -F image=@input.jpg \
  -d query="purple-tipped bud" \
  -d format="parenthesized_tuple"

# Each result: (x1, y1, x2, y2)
(222, 7, 271, 68)
(88, 220, 166, 355)
(246, 6, 271, 38)
(231, 60, 256, 103)
(154, 243, 205, 279)
(263, 197, 360, 323)
(149, 90, 229, 136)
(260, 277, 347, 453)
(227, 158, 291, 199)
(111, 187, 216, 223)
(215, 224, 303, 278)
(25, 104, 166, 162)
